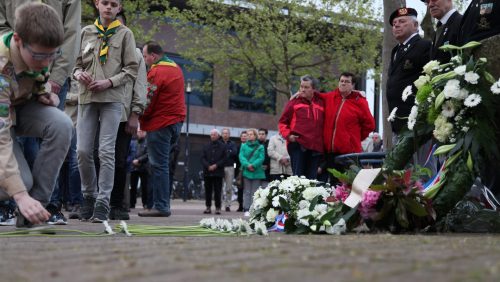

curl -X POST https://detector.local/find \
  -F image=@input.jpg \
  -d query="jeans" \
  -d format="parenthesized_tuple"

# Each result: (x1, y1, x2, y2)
(110, 122, 132, 209)
(287, 142, 321, 180)
(51, 128, 83, 207)
(0, 101, 72, 205)
(146, 122, 182, 213)
(243, 178, 262, 211)
(77, 102, 122, 207)
(205, 176, 222, 209)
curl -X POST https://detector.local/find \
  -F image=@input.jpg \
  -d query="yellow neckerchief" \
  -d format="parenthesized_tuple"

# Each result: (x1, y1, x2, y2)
(94, 17, 121, 65)
(150, 55, 177, 70)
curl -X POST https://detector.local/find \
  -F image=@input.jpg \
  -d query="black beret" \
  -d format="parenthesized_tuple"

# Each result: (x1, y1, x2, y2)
(390, 7, 418, 26)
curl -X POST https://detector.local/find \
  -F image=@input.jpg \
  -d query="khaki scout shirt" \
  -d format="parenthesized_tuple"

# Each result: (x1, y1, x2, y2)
(74, 24, 138, 104)
(121, 48, 146, 122)
(0, 0, 81, 87)
(0, 34, 43, 197)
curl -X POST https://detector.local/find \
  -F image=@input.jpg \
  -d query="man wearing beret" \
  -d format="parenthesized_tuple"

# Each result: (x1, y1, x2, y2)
(386, 7, 431, 136)
(422, 0, 462, 63)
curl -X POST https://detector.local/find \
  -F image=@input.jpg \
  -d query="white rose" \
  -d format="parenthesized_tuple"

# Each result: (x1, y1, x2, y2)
(414, 75, 429, 89)
(453, 65, 466, 76)
(423, 60, 440, 74)
(464, 72, 480, 84)
(443, 79, 461, 98)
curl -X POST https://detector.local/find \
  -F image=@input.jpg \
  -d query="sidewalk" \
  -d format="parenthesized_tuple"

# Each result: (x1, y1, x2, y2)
(0, 200, 499, 282)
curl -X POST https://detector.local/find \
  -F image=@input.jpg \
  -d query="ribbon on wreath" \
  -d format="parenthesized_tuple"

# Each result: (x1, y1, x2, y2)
(268, 213, 288, 232)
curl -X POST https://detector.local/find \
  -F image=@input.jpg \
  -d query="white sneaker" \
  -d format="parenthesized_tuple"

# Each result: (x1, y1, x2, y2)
(244, 211, 250, 217)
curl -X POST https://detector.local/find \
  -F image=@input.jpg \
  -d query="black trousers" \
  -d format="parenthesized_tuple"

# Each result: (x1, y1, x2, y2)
(130, 170, 149, 208)
(110, 122, 132, 209)
(204, 176, 222, 209)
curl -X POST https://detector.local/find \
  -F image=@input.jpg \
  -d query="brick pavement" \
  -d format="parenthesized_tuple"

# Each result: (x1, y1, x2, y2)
(0, 199, 499, 282)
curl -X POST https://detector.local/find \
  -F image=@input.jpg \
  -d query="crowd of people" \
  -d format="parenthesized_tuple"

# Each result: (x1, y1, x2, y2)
(0, 0, 499, 227)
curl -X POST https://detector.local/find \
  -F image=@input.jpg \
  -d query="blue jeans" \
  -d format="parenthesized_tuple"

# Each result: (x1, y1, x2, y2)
(287, 142, 321, 180)
(146, 122, 182, 213)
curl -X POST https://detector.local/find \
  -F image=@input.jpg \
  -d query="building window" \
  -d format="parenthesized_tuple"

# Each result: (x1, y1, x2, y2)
(167, 53, 213, 107)
(229, 75, 276, 114)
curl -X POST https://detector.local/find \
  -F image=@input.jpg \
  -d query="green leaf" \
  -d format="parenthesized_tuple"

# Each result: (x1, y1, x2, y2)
(395, 199, 409, 228)
(309, 195, 319, 212)
(459, 41, 482, 50)
(430, 71, 456, 85)
(369, 184, 388, 191)
(435, 91, 445, 109)
(467, 151, 473, 171)
(279, 196, 290, 212)
(438, 44, 461, 51)
(402, 198, 428, 217)
(319, 206, 340, 223)
(484, 71, 496, 84)
(434, 144, 456, 156)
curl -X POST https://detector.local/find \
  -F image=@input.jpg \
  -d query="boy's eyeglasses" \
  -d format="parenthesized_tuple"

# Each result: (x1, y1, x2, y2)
(23, 44, 62, 61)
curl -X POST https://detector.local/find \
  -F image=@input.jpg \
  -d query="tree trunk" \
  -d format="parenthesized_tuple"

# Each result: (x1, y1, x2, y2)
(421, 5, 434, 40)
(381, 0, 405, 150)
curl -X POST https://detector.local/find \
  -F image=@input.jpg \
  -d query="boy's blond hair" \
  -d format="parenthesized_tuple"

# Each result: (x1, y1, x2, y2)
(14, 3, 64, 48)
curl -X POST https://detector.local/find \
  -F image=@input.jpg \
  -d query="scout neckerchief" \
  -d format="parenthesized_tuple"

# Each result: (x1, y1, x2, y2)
(94, 17, 121, 65)
(150, 55, 177, 70)
(3, 32, 49, 83)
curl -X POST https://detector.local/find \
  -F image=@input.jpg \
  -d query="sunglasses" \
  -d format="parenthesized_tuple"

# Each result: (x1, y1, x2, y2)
(23, 43, 62, 61)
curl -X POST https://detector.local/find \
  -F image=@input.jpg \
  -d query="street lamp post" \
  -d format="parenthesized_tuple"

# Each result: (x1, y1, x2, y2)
(183, 80, 192, 202)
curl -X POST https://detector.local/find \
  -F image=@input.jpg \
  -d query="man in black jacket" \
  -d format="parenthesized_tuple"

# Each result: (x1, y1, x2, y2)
(387, 7, 432, 135)
(201, 129, 227, 214)
(422, 0, 463, 63)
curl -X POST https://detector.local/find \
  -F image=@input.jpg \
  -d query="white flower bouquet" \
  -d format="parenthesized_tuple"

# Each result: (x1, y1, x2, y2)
(249, 176, 345, 234)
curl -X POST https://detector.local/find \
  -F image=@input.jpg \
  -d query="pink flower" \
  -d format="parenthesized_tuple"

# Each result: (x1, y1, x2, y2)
(334, 184, 351, 203)
(359, 190, 382, 219)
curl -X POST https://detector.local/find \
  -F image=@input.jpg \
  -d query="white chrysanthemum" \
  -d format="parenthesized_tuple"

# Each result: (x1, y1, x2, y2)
(254, 221, 268, 236)
(259, 188, 270, 198)
(464, 72, 480, 84)
(441, 100, 456, 118)
(443, 79, 461, 98)
(457, 88, 469, 100)
(464, 93, 481, 107)
(401, 85, 413, 102)
(297, 208, 311, 219)
(407, 105, 418, 130)
(387, 107, 398, 122)
(272, 195, 281, 207)
(298, 200, 310, 210)
(491, 81, 500, 95)
(423, 60, 440, 74)
(453, 65, 466, 76)
(265, 208, 279, 222)
(302, 186, 330, 201)
(462, 126, 470, 132)
(414, 75, 430, 89)
(252, 197, 268, 210)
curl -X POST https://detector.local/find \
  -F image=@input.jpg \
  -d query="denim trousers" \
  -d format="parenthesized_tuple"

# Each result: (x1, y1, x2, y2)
(0, 100, 72, 205)
(146, 122, 182, 213)
(287, 142, 320, 180)
(77, 102, 122, 207)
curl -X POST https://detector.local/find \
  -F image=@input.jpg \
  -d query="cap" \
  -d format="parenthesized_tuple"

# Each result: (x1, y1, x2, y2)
(390, 7, 418, 26)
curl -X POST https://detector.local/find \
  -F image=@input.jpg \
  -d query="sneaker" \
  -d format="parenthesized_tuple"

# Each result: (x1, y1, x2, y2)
(109, 207, 130, 220)
(90, 201, 110, 223)
(68, 205, 81, 219)
(0, 207, 15, 226)
(47, 211, 68, 225)
(244, 211, 250, 217)
(80, 197, 96, 221)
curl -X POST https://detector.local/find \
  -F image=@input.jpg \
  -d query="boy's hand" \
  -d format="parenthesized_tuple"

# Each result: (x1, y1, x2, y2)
(48, 80, 62, 94)
(88, 79, 112, 92)
(75, 71, 93, 86)
(38, 93, 60, 107)
(13, 191, 51, 224)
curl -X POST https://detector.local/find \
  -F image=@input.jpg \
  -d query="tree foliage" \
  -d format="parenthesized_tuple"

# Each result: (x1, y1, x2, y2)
(163, 0, 382, 97)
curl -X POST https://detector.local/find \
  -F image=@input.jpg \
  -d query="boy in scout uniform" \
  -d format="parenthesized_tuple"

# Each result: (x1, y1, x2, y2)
(0, 3, 72, 226)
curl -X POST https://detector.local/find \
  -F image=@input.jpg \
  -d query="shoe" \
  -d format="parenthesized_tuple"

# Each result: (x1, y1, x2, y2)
(68, 205, 81, 219)
(109, 207, 130, 220)
(237, 206, 244, 212)
(80, 197, 96, 221)
(0, 207, 15, 226)
(138, 208, 171, 217)
(215, 208, 221, 215)
(203, 208, 211, 214)
(244, 211, 250, 217)
(225, 207, 230, 212)
(90, 201, 109, 223)
(47, 210, 68, 225)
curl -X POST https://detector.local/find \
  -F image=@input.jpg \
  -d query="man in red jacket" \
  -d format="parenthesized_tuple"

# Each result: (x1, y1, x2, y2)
(279, 75, 325, 179)
(138, 41, 186, 217)
(321, 72, 375, 182)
